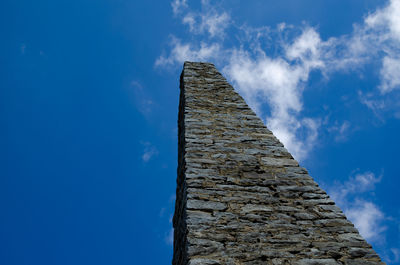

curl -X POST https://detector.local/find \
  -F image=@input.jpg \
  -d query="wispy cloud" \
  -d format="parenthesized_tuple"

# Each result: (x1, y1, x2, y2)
(165, 228, 174, 246)
(182, 2, 230, 39)
(387, 248, 400, 264)
(141, 141, 158, 162)
(329, 171, 386, 243)
(346, 200, 386, 242)
(355, 0, 400, 93)
(129, 81, 155, 118)
(155, 37, 222, 67)
(171, 0, 187, 16)
(347, 171, 382, 193)
(358, 91, 386, 115)
(330, 171, 381, 206)
(328, 120, 351, 142)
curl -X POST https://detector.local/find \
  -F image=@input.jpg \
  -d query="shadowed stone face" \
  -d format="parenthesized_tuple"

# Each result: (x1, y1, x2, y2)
(173, 62, 384, 265)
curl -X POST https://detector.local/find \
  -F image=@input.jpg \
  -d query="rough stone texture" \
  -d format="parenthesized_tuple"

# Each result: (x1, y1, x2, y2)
(173, 62, 384, 265)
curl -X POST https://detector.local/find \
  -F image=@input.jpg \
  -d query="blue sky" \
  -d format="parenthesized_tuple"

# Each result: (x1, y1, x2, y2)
(1, 0, 399, 264)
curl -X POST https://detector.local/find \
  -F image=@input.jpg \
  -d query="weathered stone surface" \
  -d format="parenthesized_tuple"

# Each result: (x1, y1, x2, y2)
(188, 258, 220, 265)
(294, 259, 341, 265)
(261, 157, 299, 167)
(173, 62, 384, 265)
(187, 199, 227, 211)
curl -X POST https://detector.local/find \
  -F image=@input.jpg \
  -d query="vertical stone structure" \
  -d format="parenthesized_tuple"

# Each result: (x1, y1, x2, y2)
(173, 62, 384, 265)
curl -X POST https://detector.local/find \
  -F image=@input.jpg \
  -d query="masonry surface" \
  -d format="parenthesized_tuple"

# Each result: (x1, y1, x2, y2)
(173, 62, 384, 265)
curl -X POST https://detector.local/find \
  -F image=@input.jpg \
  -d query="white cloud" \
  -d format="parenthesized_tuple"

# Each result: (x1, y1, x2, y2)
(142, 149, 157, 162)
(380, 56, 400, 93)
(359, 91, 386, 112)
(350, 171, 382, 192)
(155, 37, 221, 67)
(201, 11, 230, 38)
(171, 0, 187, 15)
(365, 0, 400, 42)
(345, 200, 386, 242)
(285, 27, 324, 70)
(181, 1, 230, 38)
(359, 0, 400, 91)
(224, 29, 323, 160)
(328, 171, 386, 243)
(341, 171, 370, 194)
(141, 142, 158, 162)
(182, 13, 196, 30)
(330, 171, 381, 204)
(224, 50, 303, 113)
(273, 0, 400, 91)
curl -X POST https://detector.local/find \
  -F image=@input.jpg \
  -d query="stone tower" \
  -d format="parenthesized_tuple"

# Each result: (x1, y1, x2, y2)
(173, 62, 384, 265)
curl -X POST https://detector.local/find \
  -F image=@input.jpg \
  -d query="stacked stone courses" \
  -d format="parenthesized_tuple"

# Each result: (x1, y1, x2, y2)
(173, 61, 384, 265)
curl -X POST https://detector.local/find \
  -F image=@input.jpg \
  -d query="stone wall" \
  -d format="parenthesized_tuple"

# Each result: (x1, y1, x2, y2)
(173, 62, 384, 265)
